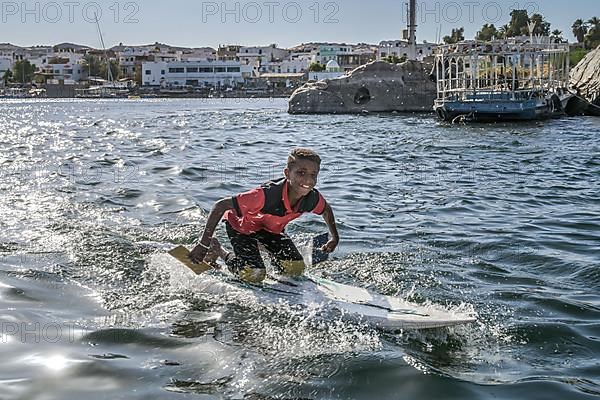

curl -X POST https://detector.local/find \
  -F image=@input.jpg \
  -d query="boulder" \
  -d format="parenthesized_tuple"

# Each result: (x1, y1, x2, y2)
(568, 45, 600, 116)
(288, 60, 436, 114)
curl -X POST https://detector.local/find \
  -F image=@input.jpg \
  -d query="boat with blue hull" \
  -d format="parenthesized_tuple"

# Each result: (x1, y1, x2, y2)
(433, 36, 573, 122)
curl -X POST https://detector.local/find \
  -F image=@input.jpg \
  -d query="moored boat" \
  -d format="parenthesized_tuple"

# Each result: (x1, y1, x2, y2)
(433, 37, 573, 122)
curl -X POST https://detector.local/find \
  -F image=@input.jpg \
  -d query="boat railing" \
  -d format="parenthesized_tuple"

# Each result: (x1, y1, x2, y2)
(434, 39, 570, 102)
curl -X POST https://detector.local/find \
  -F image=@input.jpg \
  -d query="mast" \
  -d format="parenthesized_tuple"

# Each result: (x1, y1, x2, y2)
(94, 13, 113, 84)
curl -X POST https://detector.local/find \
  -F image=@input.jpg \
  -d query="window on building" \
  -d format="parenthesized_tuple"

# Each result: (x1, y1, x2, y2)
(169, 67, 184, 73)
(199, 67, 213, 73)
(226, 67, 240, 72)
(161, 70, 165, 74)
(145, 70, 151, 75)
(214, 67, 225, 72)
(187, 67, 198, 73)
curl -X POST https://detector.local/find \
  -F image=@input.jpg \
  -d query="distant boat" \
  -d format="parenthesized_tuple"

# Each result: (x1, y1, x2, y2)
(433, 37, 573, 122)
(76, 13, 132, 98)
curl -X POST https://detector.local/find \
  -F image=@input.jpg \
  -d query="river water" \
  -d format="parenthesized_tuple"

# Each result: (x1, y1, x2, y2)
(0, 98, 598, 399)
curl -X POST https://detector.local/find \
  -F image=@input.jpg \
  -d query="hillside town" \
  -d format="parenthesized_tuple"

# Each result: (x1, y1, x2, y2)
(0, 39, 438, 98)
(1, 10, 598, 99)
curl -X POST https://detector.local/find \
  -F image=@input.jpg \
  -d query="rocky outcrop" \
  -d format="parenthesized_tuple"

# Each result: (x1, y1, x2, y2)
(288, 60, 436, 114)
(568, 45, 600, 116)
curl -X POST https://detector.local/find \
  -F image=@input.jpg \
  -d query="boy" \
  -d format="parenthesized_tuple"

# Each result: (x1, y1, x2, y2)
(189, 148, 339, 283)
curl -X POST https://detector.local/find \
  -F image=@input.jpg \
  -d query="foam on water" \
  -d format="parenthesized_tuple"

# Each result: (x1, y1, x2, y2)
(1, 99, 599, 399)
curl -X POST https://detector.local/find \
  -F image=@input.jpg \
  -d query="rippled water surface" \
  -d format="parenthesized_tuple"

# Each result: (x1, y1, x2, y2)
(1, 98, 599, 399)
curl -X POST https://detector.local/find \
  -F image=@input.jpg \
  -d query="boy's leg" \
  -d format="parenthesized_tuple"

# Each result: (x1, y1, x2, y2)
(257, 231, 306, 277)
(224, 222, 266, 283)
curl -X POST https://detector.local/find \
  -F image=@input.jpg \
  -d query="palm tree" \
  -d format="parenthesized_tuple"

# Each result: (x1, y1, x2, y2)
(499, 24, 510, 39)
(551, 29, 564, 43)
(585, 16, 600, 49)
(572, 19, 589, 43)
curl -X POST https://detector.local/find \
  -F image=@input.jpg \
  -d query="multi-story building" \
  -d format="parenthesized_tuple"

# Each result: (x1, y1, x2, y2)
(217, 45, 241, 61)
(142, 60, 253, 88)
(263, 57, 311, 74)
(237, 45, 290, 74)
(313, 43, 353, 64)
(53, 42, 91, 54)
(181, 47, 217, 62)
(337, 44, 378, 71)
(0, 44, 53, 67)
(113, 46, 151, 78)
(378, 40, 437, 61)
(39, 56, 87, 82)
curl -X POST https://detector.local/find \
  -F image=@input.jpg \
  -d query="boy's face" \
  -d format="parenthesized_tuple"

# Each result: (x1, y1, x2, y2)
(284, 159, 320, 196)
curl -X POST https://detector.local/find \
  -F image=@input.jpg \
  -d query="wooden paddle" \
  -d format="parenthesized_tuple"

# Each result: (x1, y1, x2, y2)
(168, 245, 214, 274)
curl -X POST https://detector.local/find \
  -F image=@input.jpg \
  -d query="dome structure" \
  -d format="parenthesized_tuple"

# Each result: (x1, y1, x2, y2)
(325, 60, 341, 72)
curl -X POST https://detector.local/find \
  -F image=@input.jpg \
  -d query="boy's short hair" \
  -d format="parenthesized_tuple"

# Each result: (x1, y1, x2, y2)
(287, 148, 321, 170)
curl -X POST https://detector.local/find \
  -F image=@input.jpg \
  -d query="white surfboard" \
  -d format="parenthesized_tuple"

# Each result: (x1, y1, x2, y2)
(168, 245, 477, 330)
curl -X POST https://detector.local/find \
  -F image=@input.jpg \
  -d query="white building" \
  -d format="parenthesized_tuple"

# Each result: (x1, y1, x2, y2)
(40, 59, 86, 82)
(0, 57, 11, 85)
(181, 47, 217, 61)
(142, 60, 252, 88)
(237, 45, 290, 74)
(263, 57, 311, 74)
(313, 43, 353, 65)
(115, 47, 151, 77)
(152, 52, 182, 63)
(378, 40, 437, 61)
(309, 60, 345, 81)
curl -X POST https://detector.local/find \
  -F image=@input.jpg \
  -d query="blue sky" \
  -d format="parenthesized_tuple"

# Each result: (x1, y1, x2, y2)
(0, 1, 596, 48)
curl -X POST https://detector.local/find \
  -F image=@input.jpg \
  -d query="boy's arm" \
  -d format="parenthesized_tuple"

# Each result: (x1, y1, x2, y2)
(320, 203, 339, 253)
(189, 197, 234, 263)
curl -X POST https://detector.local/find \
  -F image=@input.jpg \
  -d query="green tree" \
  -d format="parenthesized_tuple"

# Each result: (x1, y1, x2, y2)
(507, 10, 529, 37)
(443, 27, 465, 44)
(99, 59, 121, 81)
(13, 60, 36, 84)
(83, 55, 102, 77)
(476, 23, 499, 41)
(584, 17, 600, 49)
(570, 48, 590, 66)
(308, 62, 325, 72)
(134, 65, 142, 85)
(572, 18, 589, 43)
(550, 29, 564, 43)
(498, 24, 510, 38)
(2, 69, 13, 86)
(382, 55, 406, 64)
(530, 13, 551, 36)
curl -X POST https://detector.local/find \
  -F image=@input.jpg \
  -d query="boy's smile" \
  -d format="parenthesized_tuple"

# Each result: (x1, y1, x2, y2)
(285, 158, 320, 200)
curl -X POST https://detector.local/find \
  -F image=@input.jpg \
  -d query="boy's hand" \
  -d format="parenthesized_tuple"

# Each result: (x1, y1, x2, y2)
(189, 245, 208, 264)
(321, 237, 339, 253)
